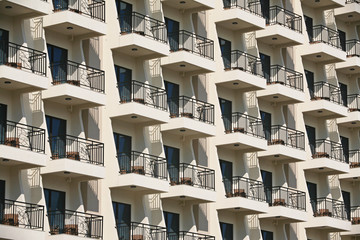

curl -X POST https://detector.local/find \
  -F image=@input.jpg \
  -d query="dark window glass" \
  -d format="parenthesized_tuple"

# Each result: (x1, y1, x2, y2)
(261, 170, 272, 204)
(114, 133, 132, 173)
(259, 53, 270, 81)
(305, 125, 316, 155)
(260, 0, 270, 21)
(46, 115, 67, 158)
(261, 230, 273, 240)
(305, 70, 314, 99)
(115, 65, 132, 103)
(339, 83, 348, 107)
(219, 98, 232, 132)
(113, 202, 131, 240)
(52, 0, 69, 10)
(304, 15, 313, 41)
(338, 30, 346, 52)
(342, 190, 351, 221)
(340, 136, 349, 164)
(44, 188, 66, 234)
(219, 38, 231, 70)
(116, 0, 133, 33)
(165, 18, 180, 51)
(47, 44, 68, 83)
(220, 222, 233, 240)
(260, 111, 271, 141)
(164, 211, 180, 240)
(164, 145, 180, 184)
(0, 103, 7, 144)
(0, 28, 9, 64)
(164, 81, 180, 117)
(219, 160, 233, 195)
(306, 181, 317, 212)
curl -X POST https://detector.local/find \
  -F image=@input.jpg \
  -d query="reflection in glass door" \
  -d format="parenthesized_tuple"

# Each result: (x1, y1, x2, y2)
(44, 188, 66, 234)
(114, 133, 132, 173)
(113, 202, 131, 240)
(164, 145, 180, 184)
(47, 44, 68, 84)
(115, 65, 132, 103)
(219, 98, 232, 132)
(164, 211, 179, 240)
(164, 81, 179, 117)
(0, 103, 7, 144)
(219, 160, 233, 196)
(165, 18, 180, 52)
(116, 0, 133, 33)
(46, 115, 67, 159)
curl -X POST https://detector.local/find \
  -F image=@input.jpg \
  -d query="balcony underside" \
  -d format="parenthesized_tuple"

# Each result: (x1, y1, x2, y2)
(341, 224, 360, 236)
(40, 158, 105, 181)
(300, 158, 349, 175)
(161, 117, 216, 138)
(256, 25, 304, 47)
(43, 11, 106, 38)
(259, 206, 308, 223)
(300, 99, 348, 119)
(112, 33, 170, 59)
(336, 57, 360, 74)
(257, 84, 305, 104)
(304, 216, 351, 232)
(161, 51, 216, 75)
(337, 111, 360, 127)
(301, 0, 345, 10)
(0, 65, 49, 92)
(339, 168, 360, 181)
(161, 0, 214, 11)
(335, 3, 360, 22)
(0, 145, 46, 169)
(0, 224, 45, 240)
(216, 197, 269, 214)
(109, 173, 169, 194)
(110, 102, 170, 126)
(214, 8, 265, 32)
(300, 43, 346, 64)
(215, 133, 268, 152)
(258, 145, 306, 163)
(47, 234, 98, 240)
(42, 84, 106, 108)
(161, 185, 216, 203)
(0, 0, 51, 17)
(215, 70, 266, 91)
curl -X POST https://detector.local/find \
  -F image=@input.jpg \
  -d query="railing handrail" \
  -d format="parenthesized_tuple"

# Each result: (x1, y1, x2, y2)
(231, 176, 264, 185)
(118, 80, 166, 93)
(311, 197, 345, 205)
(49, 134, 103, 146)
(223, 0, 263, 17)
(50, 59, 104, 74)
(271, 186, 306, 195)
(118, 11, 166, 26)
(268, 5, 302, 33)
(6, 120, 45, 133)
(176, 95, 214, 107)
(270, 64, 302, 77)
(315, 139, 342, 147)
(231, 50, 260, 61)
(179, 162, 215, 174)
(117, 150, 166, 162)
(271, 125, 304, 135)
(171, 30, 213, 45)
(5, 41, 46, 57)
(47, 209, 103, 219)
(2, 198, 44, 209)
(313, 81, 340, 89)
(53, 0, 105, 22)
(312, 25, 339, 35)
(177, 231, 215, 239)
(229, 112, 262, 122)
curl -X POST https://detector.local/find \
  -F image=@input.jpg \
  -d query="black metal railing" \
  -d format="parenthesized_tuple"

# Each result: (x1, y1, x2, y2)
(118, 80, 168, 111)
(268, 186, 306, 210)
(311, 82, 344, 105)
(229, 50, 264, 77)
(349, 150, 360, 168)
(311, 198, 347, 220)
(312, 139, 346, 163)
(0, 41, 46, 76)
(0, 120, 45, 153)
(267, 6, 302, 33)
(53, 0, 105, 22)
(117, 151, 167, 180)
(348, 94, 360, 111)
(223, 0, 263, 17)
(119, 12, 167, 43)
(268, 65, 303, 91)
(47, 210, 103, 238)
(49, 60, 105, 93)
(346, 39, 360, 57)
(170, 96, 214, 125)
(0, 199, 44, 230)
(223, 112, 265, 138)
(49, 135, 104, 165)
(310, 25, 342, 49)
(168, 163, 215, 191)
(116, 222, 167, 240)
(346, 0, 360, 3)
(268, 125, 305, 150)
(224, 177, 266, 202)
(169, 30, 214, 60)
(351, 206, 360, 224)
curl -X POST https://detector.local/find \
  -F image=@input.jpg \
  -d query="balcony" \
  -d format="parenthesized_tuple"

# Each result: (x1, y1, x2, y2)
(0, 120, 47, 168)
(338, 94, 360, 127)
(0, 42, 48, 92)
(161, 0, 214, 11)
(47, 210, 103, 239)
(161, 30, 216, 75)
(42, 60, 106, 108)
(109, 151, 169, 194)
(109, 81, 169, 126)
(300, 25, 346, 63)
(116, 222, 166, 240)
(335, 0, 360, 22)
(259, 186, 307, 223)
(215, 50, 266, 91)
(301, 0, 345, 10)
(341, 206, 360, 236)
(336, 40, 360, 74)
(0, 199, 45, 240)
(43, 0, 106, 38)
(0, 0, 51, 17)
(256, 6, 304, 46)
(112, 12, 169, 59)
(169, 232, 215, 240)
(40, 135, 105, 180)
(161, 96, 215, 138)
(216, 113, 267, 152)
(217, 177, 269, 214)
(302, 139, 349, 174)
(161, 163, 216, 203)
(301, 82, 348, 119)
(257, 65, 305, 104)
(339, 150, 360, 181)
(214, 0, 265, 32)
(304, 198, 351, 232)
(258, 125, 306, 163)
